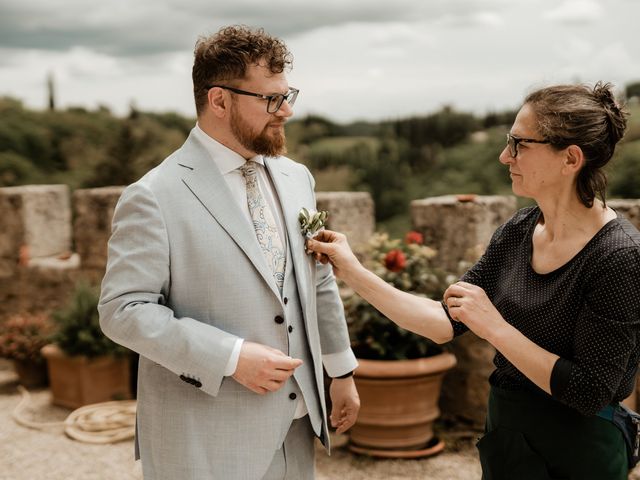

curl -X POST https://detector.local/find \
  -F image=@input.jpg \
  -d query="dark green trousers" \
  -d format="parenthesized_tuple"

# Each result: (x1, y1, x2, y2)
(478, 386, 627, 480)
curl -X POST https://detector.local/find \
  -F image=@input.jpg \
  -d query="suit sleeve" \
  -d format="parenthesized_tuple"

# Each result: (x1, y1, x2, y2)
(98, 181, 239, 397)
(303, 166, 358, 376)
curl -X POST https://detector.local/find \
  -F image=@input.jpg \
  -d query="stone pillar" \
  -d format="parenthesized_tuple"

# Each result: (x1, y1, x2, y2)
(0, 185, 80, 320)
(0, 185, 72, 277)
(410, 194, 517, 273)
(411, 194, 517, 428)
(609, 199, 640, 230)
(73, 187, 125, 272)
(316, 192, 375, 248)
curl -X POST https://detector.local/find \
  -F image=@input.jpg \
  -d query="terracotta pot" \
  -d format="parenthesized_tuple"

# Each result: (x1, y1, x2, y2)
(41, 344, 131, 409)
(350, 352, 457, 456)
(13, 359, 49, 388)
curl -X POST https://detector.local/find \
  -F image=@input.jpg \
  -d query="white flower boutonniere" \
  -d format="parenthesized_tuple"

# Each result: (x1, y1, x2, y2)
(298, 207, 328, 243)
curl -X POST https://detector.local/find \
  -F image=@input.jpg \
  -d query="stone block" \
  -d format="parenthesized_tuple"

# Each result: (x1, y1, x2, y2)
(73, 187, 125, 271)
(0, 185, 71, 277)
(316, 192, 375, 248)
(439, 333, 495, 428)
(410, 194, 517, 273)
(609, 199, 640, 230)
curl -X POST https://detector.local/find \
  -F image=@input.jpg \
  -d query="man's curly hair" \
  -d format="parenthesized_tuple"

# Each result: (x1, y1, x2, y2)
(192, 25, 293, 116)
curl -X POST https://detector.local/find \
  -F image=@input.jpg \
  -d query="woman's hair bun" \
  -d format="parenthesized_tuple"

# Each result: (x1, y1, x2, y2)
(593, 81, 627, 145)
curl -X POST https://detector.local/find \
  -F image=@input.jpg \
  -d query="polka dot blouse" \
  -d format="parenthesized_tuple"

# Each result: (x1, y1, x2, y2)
(450, 206, 640, 416)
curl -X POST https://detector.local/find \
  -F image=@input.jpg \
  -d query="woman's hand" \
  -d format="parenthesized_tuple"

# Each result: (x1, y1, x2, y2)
(306, 230, 361, 280)
(444, 281, 506, 342)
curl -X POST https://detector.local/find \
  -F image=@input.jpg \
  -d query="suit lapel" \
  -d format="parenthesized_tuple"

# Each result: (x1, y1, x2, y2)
(179, 133, 281, 300)
(264, 157, 312, 318)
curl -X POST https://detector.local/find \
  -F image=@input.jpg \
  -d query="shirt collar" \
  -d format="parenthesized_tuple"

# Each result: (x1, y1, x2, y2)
(193, 123, 264, 174)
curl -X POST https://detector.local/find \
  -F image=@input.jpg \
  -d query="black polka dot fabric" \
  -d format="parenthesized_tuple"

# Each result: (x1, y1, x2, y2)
(451, 206, 640, 416)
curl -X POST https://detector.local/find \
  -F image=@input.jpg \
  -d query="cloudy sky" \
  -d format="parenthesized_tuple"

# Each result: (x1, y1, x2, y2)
(1, 0, 639, 122)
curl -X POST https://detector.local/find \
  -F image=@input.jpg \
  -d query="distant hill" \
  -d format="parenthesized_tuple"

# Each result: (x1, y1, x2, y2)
(1, 96, 638, 234)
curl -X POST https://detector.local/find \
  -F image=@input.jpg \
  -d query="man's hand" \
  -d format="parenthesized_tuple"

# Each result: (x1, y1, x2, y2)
(232, 341, 303, 395)
(329, 376, 360, 434)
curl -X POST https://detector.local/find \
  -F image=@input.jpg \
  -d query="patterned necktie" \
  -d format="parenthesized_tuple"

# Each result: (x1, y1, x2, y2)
(240, 161, 286, 293)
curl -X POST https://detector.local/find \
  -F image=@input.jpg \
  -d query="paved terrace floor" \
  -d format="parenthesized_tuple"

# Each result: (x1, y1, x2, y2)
(1, 360, 638, 480)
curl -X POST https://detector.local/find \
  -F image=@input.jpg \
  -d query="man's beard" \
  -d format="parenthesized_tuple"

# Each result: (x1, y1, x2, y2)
(230, 107, 287, 157)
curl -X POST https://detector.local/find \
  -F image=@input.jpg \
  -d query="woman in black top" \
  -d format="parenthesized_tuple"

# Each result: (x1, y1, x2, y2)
(307, 82, 639, 479)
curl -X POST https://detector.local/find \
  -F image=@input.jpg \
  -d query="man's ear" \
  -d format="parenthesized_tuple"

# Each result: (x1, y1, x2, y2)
(563, 145, 584, 175)
(207, 87, 227, 118)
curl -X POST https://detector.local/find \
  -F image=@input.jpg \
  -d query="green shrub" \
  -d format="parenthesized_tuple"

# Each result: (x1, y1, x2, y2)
(51, 282, 127, 358)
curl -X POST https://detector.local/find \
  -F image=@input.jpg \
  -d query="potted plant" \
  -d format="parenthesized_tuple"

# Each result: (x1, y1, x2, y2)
(344, 231, 457, 458)
(41, 281, 132, 408)
(0, 312, 54, 388)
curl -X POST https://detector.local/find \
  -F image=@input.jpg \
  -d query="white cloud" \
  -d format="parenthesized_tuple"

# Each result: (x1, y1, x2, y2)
(544, 0, 604, 24)
(0, 0, 639, 122)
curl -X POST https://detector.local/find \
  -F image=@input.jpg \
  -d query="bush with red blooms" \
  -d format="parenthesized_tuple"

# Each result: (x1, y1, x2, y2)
(344, 232, 455, 360)
(0, 312, 55, 363)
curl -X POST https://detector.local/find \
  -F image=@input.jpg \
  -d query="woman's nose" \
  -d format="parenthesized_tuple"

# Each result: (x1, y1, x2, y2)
(499, 146, 513, 165)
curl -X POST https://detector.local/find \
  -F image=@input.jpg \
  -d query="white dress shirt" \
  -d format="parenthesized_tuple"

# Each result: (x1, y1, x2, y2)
(192, 125, 357, 417)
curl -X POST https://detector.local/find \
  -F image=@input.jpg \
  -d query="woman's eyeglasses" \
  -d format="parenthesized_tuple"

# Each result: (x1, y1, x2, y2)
(506, 133, 550, 158)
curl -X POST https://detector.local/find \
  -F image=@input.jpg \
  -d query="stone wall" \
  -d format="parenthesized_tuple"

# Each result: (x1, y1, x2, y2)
(609, 199, 640, 229)
(0, 185, 374, 319)
(2, 185, 639, 424)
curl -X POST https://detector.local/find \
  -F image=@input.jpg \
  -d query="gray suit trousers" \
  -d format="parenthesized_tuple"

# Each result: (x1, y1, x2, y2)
(263, 417, 315, 480)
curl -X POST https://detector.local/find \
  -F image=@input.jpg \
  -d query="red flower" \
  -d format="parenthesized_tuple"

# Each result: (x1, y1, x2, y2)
(384, 249, 406, 272)
(405, 231, 423, 245)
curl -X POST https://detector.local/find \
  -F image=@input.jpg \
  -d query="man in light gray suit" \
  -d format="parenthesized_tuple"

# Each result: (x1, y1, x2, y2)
(98, 25, 360, 479)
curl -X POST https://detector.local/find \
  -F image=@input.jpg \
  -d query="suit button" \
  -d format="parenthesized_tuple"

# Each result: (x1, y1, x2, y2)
(194, 381, 202, 388)
(284, 297, 289, 305)
(180, 374, 188, 382)
(274, 315, 284, 324)
(289, 392, 297, 400)
(288, 325, 293, 333)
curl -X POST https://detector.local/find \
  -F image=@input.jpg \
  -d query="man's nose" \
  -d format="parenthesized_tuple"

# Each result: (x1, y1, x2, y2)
(274, 99, 293, 118)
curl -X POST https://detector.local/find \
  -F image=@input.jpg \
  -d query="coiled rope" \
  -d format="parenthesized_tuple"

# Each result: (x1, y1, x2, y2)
(12, 385, 136, 444)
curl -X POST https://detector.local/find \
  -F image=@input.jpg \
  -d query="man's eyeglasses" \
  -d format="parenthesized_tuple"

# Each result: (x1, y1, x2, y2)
(208, 85, 299, 113)
(506, 133, 550, 158)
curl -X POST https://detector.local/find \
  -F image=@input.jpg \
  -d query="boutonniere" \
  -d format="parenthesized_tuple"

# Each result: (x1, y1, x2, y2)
(298, 207, 328, 242)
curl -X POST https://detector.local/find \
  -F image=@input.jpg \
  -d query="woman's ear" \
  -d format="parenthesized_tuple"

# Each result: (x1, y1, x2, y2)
(563, 145, 585, 175)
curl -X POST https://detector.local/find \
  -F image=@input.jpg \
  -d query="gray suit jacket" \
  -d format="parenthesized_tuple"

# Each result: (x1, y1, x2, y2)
(98, 130, 352, 479)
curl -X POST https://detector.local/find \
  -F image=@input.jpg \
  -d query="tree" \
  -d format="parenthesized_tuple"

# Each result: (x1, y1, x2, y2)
(609, 141, 640, 198)
(626, 81, 640, 100)
(84, 121, 139, 187)
(352, 137, 411, 221)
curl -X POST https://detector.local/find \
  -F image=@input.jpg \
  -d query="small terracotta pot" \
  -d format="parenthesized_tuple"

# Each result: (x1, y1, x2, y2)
(13, 359, 49, 388)
(41, 344, 131, 409)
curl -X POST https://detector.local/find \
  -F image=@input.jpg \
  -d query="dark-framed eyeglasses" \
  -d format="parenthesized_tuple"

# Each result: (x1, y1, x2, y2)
(506, 133, 550, 158)
(207, 85, 299, 113)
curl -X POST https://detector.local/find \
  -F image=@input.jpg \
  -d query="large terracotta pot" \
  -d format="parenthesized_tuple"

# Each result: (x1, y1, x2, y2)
(350, 352, 457, 458)
(41, 344, 131, 409)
